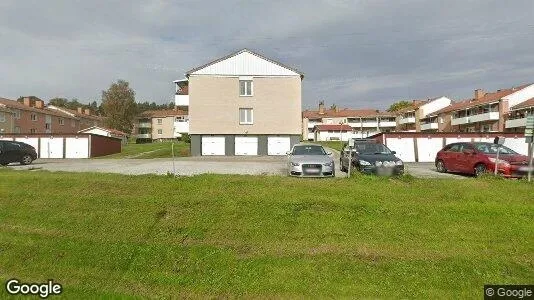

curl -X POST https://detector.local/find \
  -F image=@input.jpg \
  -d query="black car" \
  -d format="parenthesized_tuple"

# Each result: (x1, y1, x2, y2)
(340, 139, 404, 175)
(0, 140, 38, 166)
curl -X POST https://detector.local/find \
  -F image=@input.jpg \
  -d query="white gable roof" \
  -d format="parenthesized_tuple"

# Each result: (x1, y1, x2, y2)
(187, 49, 303, 77)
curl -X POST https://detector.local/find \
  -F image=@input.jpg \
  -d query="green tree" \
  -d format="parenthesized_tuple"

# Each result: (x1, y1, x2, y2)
(101, 80, 137, 134)
(387, 100, 413, 112)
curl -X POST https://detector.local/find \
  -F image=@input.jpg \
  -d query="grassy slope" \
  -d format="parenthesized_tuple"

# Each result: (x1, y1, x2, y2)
(0, 170, 532, 298)
(99, 141, 190, 159)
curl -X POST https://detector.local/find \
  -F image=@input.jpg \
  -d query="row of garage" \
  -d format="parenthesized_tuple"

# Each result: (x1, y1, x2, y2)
(0, 134, 122, 158)
(193, 135, 300, 156)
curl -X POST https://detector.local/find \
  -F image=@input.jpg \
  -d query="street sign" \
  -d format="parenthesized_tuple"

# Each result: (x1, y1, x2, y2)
(525, 116, 534, 141)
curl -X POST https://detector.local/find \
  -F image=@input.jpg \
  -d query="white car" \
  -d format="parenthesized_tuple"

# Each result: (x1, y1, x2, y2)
(287, 144, 335, 177)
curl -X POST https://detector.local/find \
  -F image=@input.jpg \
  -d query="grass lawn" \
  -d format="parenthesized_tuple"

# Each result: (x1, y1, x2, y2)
(310, 141, 346, 151)
(99, 141, 190, 159)
(0, 170, 532, 298)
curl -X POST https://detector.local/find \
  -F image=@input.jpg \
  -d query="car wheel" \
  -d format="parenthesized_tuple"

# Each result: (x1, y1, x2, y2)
(20, 155, 33, 165)
(474, 163, 487, 177)
(436, 160, 447, 173)
(0, 162, 7, 166)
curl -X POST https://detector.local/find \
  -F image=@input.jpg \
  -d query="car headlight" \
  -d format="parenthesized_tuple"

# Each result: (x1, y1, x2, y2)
(395, 160, 403, 166)
(290, 162, 300, 166)
(488, 158, 510, 167)
(375, 161, 383, 167)
(359, 160, 371, 166)
(323, 162, 333, 167)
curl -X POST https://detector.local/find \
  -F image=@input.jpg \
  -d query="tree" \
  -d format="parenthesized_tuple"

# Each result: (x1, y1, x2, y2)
(49, 97, 69, 107)
(387, 100, 413, 112)
(101, 80, 137, 134)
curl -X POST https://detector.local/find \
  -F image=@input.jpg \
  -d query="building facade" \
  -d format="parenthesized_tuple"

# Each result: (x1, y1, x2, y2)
(302, 102, 397, 141)
(134, 109, 189, 142)
(182, 49, 303, 156)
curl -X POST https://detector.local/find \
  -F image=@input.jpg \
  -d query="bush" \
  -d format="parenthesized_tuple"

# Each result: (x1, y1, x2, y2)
(181, 134, 191, 144)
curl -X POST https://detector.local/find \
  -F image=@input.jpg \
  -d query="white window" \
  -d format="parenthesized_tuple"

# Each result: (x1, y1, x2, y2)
(45, 123, 51, 130)
(14, 126, 21, 133)
(157, 119, 162, 125)
(0, 112, 5, 122)
(239, 80, 253, 96)
(31, 114, 37, 121)
(30, 128, 36, 133)
(239, 108, 253, 124)
(71, 120, 76, 127)
(14, 110, 21, 119)
(157, 129, 162, 135)
(59, 117, 64, 125)
(439, 117, 443, 124)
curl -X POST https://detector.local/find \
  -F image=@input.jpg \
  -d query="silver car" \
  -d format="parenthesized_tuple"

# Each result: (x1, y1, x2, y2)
(287, 144, 335, 177)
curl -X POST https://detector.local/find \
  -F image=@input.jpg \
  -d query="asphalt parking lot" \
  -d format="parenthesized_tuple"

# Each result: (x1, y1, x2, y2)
(5, 156, 466, 179)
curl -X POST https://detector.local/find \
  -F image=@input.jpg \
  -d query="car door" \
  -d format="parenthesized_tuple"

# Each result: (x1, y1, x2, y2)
(0, 141, 6, 164)
(455, 143, 475, 173)
(3, 142, 22, 163)
(442, 144, 463, 172)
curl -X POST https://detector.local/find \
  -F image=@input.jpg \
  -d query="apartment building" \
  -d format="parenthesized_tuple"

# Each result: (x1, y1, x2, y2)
(302, 102, 397, 141)
(181, 48, 303, 156)
(434, 84, 534, 132)
(0, 97, 103, 134)
(47, 106, 103, 130)
(135, 109, 189, 142)
(505, 97, 534, 132)
(395, 97, 452, 132)
(0, 104, 14, 133)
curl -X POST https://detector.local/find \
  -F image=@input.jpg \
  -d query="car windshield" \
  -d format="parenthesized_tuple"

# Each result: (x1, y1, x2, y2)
(473, 143, 517, 155)
(355, 143, 391, 154)
(292, 145, 326, 155)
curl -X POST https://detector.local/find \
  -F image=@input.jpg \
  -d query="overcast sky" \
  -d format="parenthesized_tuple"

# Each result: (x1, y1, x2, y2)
(1, 0, 533, 110)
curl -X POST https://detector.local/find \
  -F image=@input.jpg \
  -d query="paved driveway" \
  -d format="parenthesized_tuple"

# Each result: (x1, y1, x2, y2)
(5, 156, 466, 179)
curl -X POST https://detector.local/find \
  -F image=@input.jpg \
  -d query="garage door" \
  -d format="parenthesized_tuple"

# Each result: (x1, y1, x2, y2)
(40, 137, 64, 158)
(235, 137, 258, 155)
(202, 137, 225, 155)
(65, 137, 89, 158)
(268, 137, 290, 155)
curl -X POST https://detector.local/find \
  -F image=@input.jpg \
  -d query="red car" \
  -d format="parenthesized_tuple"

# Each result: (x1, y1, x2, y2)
(435, 142, 530, 177)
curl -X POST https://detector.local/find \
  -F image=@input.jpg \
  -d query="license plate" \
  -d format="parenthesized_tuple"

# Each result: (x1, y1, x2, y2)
(306, 168, 320, 174)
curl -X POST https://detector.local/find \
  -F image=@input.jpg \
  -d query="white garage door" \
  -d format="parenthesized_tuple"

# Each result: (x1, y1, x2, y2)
(386, 138, 415, 162)
(235, 137, 258, 155)
(40, 137, 64, 158)
(202, 137, 225, 155)
(416, 138, 444, 162)
(65, 137, 89, 158)
(268, 137, 290, 155)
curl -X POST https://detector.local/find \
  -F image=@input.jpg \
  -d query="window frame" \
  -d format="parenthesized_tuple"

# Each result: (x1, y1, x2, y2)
(157, 129, 163, 135)
(59, 117, 64, 126)
(0, 112, 5, 122)
(31, 114, 37, 121)
(239, 80, 253, 97)
(239, 108, 253, 125)
(157, 119, 163, 125)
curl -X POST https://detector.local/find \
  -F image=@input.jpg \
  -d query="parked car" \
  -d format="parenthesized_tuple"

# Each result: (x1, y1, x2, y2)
(287, 144, 335, 177)
(340, 139, 404, 175)
(435, 142, 529, 177)
(0, 141, 38, 166)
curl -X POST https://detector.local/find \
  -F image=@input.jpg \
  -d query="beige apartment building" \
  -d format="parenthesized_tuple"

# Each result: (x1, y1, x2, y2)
(181, 49, 303, 156)
(135, 109, 188, 142)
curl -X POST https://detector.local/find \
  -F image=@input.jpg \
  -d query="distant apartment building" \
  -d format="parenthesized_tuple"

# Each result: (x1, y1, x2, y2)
(302, 102, 397, 141)
(135, 109, 189, 142)
(0, 105, 14, 134)
(505, 97, 534, 132)
(47, 106, 103, 130)
(434, 84, 534, 132)
(0, 97, 103, 134)
(395, 97, 452, 132)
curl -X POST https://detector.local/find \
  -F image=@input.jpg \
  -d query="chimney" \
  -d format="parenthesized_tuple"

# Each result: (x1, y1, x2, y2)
(474, 89, 486, 100)
(84, 108, 91, 115)
(23, 97, 31, 107)
(335, 106, 340, 113)
(35, 100, 44, 109)
(77, 107, 83, 114)
(318, 101, 325, 114)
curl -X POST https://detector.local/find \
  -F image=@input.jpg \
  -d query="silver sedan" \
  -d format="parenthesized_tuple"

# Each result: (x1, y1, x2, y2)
(287, 144, 335, 177)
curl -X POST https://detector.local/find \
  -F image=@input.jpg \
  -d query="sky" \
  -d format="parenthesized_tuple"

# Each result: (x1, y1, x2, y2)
(1, 0, 533, 111)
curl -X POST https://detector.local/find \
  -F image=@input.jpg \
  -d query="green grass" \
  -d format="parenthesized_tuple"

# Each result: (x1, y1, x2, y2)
(310, 141, 346, 151)
(99, 141, 190, 159)
(0, 170, 532, 299)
